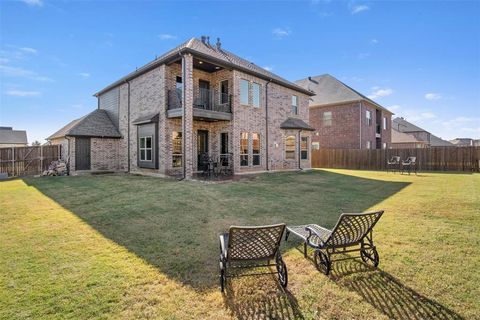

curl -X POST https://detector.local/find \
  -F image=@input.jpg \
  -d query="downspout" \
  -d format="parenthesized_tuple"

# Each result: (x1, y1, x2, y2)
(181, 53, 187, 180)
(265, 79, 272, 171)
(359, 100, 363, 149)
(126, 80, 131, 172)
(298, 129, 302, 170)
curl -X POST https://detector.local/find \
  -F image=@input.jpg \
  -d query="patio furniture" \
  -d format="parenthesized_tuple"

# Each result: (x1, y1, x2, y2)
(285, 210, 384, 275)
(219, 223, 288, 292)
(401, 156, 417, 175)
(387, 156, 401, 173)
(218, 153, 233, 176)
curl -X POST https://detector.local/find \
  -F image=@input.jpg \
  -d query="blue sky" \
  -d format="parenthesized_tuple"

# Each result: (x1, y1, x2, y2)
(1, 0, 479, 143)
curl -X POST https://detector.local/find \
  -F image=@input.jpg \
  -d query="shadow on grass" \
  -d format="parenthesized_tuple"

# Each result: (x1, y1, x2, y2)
(24, 170, 409, 291)
(329, 260, 463, 320)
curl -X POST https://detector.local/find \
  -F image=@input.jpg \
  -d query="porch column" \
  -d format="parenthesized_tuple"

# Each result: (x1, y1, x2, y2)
(182, 53, 194, 179)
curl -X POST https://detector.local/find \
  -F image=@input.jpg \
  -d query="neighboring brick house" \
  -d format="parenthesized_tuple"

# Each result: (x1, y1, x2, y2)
(0, 127, 28, 148)
(295, 74, 393, 149)
(449, 138, 479, 147)
(49, 37, 315, 177)
(392, 117, 453, 148)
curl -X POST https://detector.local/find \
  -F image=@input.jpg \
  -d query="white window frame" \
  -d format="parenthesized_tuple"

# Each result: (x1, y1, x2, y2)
(291, 95, 298, 115)
(252, 82, 261, 108)
(323, 111, 332, 127)
(366, 110, 372, 126)
(366, 140, 371, 149)
(312, 141, 320, 150)
(383, 117, 387, 130)
(240, 79, 250, 106)
(139, 136, 153, 162)
(285, 135, 296, 160)
(172, 131, 182, 167)
(382, 142, 387, 149)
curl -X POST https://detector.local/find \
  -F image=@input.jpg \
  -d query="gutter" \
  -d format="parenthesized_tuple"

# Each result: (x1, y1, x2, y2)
(265, 79, 272, 171)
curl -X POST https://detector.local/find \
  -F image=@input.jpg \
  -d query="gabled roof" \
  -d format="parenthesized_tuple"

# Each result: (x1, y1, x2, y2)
(295, 74, 393, 114)
(0, 127, 28, 144)
(392, 117, 453, 147)
(47, 109, 121, 140)
(392, 128, 425, 144)
(280, 117, 315, 131)
(94, 37, 314, 97)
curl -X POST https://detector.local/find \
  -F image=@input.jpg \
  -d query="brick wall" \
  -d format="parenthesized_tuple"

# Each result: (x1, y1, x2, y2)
(90, 138, 120, 171)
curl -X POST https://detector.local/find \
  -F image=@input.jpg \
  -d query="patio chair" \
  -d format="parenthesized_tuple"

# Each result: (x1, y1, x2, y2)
(285, 211, 384, 275)
(219, 223, 288, 292)
(401, 156, 417, 175)
(386, 156, 401, 173)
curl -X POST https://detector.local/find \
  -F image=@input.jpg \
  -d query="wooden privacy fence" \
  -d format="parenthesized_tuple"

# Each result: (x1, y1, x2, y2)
(0, 145, 61, 177)
(311, 147, 480, 172)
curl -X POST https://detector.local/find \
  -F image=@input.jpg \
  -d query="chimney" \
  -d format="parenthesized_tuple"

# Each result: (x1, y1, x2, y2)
(201, 36, 206, 44)
(308, 76, 312, 81)
(206, 36, 210, 46)
(216, 37, 221, 50)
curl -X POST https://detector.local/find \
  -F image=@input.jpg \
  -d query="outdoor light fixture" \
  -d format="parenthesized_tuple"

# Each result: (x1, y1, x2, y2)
(199, 61, 203, 64)
(215, 66, 220, 69)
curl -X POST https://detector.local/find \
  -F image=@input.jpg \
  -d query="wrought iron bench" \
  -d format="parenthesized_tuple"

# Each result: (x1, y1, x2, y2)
(387, 156, 401, 173)
(401, 156, 417, 175)
(219, 223, 288, 292)
(286, 211, 384, 275)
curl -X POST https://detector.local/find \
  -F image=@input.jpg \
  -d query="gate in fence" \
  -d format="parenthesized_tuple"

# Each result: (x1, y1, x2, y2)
(0, 145, 61, 177)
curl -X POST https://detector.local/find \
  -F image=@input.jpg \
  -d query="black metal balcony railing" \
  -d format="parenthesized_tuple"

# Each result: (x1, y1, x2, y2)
(168, 88, 232, 113)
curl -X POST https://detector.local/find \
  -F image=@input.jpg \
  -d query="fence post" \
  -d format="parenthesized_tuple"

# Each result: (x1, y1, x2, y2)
(40, 145, 43, 174)
(11, 147, 15, 176)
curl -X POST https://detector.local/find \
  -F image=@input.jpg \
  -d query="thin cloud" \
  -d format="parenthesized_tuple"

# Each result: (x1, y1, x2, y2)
(6, 90, 41, 97)
(20, 47, 37, 54)
(370, 39, 379, 44)
(357, 52, 371, 60)
(425, 93, 442, 100)
(351, 4, 369, 14)
(272, 28, 291, 38)
(78, 72, 90, 78)
(0, 65, 53, 82)
(158, 34, 177, 40)
(22, 0, 43, 6)
(368, 87, 393, 99)
(263, 66, 274, 72)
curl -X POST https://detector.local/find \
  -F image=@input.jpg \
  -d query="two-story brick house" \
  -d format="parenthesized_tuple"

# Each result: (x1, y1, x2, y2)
(48, 37, 315, 178)
(295, 74, 393, 149)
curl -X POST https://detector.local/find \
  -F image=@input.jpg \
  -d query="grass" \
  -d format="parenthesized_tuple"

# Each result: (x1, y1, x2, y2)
(0, 169, 478, 319)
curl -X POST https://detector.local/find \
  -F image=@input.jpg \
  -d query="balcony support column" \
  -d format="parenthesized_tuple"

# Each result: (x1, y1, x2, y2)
(182, 53, 194, 179)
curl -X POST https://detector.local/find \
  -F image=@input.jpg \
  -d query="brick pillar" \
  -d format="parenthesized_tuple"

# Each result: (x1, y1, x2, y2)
(182, 53, 194, 179)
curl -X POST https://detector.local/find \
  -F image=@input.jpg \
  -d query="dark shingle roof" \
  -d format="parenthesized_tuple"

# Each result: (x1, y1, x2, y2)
(94, 37, 314, 97)
(392, 117, 453, 147)
(132, 113, 159, 125)
(295, 74, 393, 114)
(47, 109, 121, 140)
(280, 117, 315, 131)
(0, 128, 28, 144)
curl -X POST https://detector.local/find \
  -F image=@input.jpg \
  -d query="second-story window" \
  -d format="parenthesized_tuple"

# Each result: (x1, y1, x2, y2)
(252, 83, 261, 108)
(366, 110, 372, 126)
(220, 80, 229, 104)
(323, 111, 332, 127)
(240, 79, 249, 105)
(291, 95, 298, 115)
(383, 117, 388, 130)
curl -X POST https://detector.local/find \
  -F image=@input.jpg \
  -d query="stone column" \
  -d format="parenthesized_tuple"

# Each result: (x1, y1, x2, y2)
(182, 53, 194, 179)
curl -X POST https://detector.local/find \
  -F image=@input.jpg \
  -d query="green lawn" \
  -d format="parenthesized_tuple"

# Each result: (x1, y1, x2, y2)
(1, 169, 478, 319)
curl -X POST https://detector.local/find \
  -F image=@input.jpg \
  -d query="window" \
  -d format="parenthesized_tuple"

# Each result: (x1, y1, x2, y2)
(172, 131, 182, 167)
(382, 142, 387, 149)
(240, 132, 249, 166)
(139, 136, 152, 161)
(220, 132, 229, 166)
(240, 79, 249, 105)
(220, 80, 229, 104)
(323, 111, 332, 127)
(383, 117, 387, 130)
(366, 140, 371, 149)
(252, 83, 261, 108)
(312, 142, 320, 150)
(252, 133, 260, 165)
(291, 95, 298, 115)
(301, 137, 308, 160)
(285, 136, 296, 159)
(366, 110, 372, 126)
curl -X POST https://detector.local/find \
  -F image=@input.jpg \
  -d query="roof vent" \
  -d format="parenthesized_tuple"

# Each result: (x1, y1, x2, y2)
(206, 36, 210, 46)
(216, 38, 221, 50)
(201, 36, 206, 44)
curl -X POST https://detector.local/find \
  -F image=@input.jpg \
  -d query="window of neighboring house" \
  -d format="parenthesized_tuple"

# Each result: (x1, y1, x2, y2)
(240, 79, 249, 105)
(366, 110, 372, 126)
(252, 132, 260, 165)
(291, 95, 298, 115)
(323, 111, 332, 127)
(382, 142, 387, 149)
(252, 83, 261, 108)
(383, 117, 388, 130)
(240, 132, 249, 166)
(220, 80, 229, 104)
(139, 136, 153, 161)
(285, 135, 296, 159)
(366, 140, 371, 149)
(301, 137, 308, 160)
(172, 131, 182, 167)
(312, 142, 320, 150)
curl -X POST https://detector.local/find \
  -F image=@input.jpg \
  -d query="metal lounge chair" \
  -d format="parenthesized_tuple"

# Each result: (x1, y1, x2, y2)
(387, 156, 401, 173)
(401, 156, 417, 175)
(286, 211, 384, 275)
(219, 223, 288, 292)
